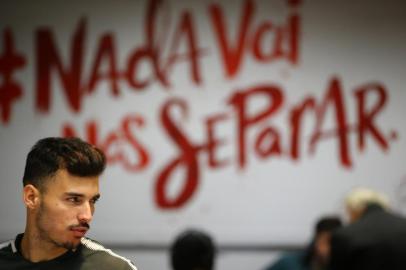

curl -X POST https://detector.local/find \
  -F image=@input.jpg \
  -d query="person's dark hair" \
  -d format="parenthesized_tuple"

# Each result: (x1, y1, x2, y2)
(22, 137, 106, 192)
(314, 216, 342, 234)
(170, 229, 216, 270)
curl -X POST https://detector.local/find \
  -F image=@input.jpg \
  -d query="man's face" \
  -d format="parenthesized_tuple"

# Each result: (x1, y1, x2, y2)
(35, 169, 100, 250)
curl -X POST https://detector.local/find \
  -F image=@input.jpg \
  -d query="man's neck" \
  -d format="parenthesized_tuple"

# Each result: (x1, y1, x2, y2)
(20, 229, 68, 263)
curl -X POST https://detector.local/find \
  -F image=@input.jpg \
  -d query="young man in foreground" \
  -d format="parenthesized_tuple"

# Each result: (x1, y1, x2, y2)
(0, 137, 137, 270)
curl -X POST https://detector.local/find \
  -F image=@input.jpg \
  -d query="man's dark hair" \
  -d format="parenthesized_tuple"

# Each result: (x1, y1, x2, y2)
(170, 229, 216, 270)
(22, 137, 106, 191)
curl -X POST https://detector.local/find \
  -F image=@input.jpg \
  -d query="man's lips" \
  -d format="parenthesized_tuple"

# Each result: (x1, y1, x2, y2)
(70, 226, 89, 237)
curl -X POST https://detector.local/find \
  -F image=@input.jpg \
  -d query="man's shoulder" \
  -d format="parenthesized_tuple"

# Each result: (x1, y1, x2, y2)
(80, 238, 138, 270)
(0, 238, 20, 269)
(0, 239, 15, 253)
(333, 210, 406, 245)
(341, 210, 406, 233)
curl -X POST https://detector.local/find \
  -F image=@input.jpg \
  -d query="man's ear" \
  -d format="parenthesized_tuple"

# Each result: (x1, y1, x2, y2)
(23, 184, 41, 209)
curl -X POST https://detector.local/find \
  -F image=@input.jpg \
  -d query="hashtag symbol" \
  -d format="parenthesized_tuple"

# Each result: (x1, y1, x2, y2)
(0, 28, 26, 124)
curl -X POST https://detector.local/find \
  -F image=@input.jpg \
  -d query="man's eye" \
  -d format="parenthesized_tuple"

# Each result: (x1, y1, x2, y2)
(90, 198, 99, 204)
(68, 197, 81, 203)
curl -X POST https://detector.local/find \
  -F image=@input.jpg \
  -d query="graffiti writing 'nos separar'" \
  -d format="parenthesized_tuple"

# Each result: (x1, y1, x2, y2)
(64, 78, 397, 209)
(0, 0, 398, 210)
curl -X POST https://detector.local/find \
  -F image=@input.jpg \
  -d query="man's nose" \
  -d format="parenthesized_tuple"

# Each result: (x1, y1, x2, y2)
(78, 202, 93, 223)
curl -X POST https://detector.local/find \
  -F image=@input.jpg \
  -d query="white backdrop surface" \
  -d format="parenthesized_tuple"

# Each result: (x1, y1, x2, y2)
(1, 1, 405, 261)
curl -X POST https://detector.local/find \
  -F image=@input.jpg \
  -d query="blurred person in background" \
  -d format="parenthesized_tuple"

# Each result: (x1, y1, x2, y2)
(170, 229, 216, 270)
(264, 216, 342, 270)
(330, 187, 406, 270)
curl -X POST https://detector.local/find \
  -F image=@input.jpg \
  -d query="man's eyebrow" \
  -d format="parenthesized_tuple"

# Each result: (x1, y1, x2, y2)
(64, 192, 85, 197)
(64, 193, 101, 200)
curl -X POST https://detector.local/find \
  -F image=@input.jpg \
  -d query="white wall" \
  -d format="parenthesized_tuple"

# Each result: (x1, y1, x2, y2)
(1, 0, 406, 269)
